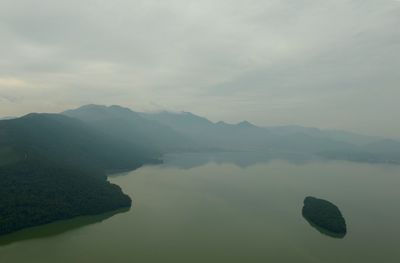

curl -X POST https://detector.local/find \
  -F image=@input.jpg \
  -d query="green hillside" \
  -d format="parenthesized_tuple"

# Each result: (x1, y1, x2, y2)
(0, 113, 158, 235)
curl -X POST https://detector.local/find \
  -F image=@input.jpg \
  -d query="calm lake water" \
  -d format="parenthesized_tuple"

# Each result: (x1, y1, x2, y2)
(1, 152, 400, 262)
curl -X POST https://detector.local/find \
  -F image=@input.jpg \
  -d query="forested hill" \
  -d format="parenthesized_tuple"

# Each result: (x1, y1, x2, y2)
(0, 113, 158, 171)
(0, 113, 159, 235)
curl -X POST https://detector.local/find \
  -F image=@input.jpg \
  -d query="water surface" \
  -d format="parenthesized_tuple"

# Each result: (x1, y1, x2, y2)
(1, 152, 400, 262)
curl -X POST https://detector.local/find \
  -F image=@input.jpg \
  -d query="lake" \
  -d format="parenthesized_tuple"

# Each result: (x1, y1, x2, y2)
(1, 152, 400, 262)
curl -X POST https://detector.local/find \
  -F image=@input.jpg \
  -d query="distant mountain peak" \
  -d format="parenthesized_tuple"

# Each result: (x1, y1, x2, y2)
(109, 105, 135, 113)
(78, 104, 108, 110)
(216, 121, 228, 125)
(63, 104, 141, 118)
(71, 104, 134, 112)
(237, 120, 256, 128)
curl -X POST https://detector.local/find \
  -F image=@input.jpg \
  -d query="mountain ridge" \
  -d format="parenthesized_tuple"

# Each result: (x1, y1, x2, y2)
(64, 105, 400, 162)
(2, 104, 400, 235)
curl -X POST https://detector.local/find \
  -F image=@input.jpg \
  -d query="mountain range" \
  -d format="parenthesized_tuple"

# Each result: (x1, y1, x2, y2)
(64, 104, 392, 156)
(1, 104, 400, 235)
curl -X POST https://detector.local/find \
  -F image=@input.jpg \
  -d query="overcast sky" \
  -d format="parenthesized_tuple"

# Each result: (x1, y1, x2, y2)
(0, 0, 399, 137)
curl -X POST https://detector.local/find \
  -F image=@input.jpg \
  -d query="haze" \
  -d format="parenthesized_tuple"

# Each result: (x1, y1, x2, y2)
(0, 0, 399, 138)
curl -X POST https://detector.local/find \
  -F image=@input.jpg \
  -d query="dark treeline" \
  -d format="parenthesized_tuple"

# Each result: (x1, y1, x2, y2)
(0, 158, 131, 235)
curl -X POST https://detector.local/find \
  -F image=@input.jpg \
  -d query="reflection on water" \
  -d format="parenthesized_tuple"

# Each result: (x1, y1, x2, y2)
(1, 153, 400, 263)
(0, 208, 130, 246)
(162, 151, 319, 169)
(302, 214, 347, 239)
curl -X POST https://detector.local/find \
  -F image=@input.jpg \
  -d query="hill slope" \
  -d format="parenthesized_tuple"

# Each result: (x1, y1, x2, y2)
(63, 105, 196, 153)
(0, 113, 158, 235)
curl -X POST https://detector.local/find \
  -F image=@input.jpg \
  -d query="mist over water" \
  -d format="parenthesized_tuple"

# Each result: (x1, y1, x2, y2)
(1, 1, 399, 261)
(1, 153, 400, 263)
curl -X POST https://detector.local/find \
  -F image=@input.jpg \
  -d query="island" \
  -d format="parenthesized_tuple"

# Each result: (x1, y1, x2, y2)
(302, 196, 347, 238)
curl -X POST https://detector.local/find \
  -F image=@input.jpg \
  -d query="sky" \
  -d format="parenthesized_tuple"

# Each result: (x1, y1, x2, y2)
(0, 0, 399, 138)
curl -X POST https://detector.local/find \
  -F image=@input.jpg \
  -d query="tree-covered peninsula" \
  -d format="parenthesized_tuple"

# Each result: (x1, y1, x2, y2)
(0, 113, 158, 235)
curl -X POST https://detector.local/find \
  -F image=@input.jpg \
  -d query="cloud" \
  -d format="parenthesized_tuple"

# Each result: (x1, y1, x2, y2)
(0, 77, 28, 88)
(0, 0, 399, 137)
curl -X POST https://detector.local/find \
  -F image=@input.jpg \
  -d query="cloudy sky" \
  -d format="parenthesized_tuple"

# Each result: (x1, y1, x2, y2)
(0, 0, 399, 137)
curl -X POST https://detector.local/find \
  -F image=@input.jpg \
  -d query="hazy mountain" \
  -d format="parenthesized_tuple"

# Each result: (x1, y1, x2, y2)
(0, 116, 16, 120)
(63, 105, 196, 153)
(362, 139, 400, 154)
(141, 111, 215, 134)
(264, 125, 380, 146)
(141, 111, 356, 153)
(0, 113, 156, 171)
(142, 111, 275, 151)
(141, 110, 400, 163)
(61, 105, 400, 162)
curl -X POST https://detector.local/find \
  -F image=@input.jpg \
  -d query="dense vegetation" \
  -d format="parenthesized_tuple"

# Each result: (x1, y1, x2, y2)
(0, 113, 158, 235)
(302, 196, 347, 236)
(0, 159, 131, 235)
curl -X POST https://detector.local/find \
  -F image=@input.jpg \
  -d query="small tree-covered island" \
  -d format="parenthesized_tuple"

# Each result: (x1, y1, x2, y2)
(302, 196, 347, 238)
